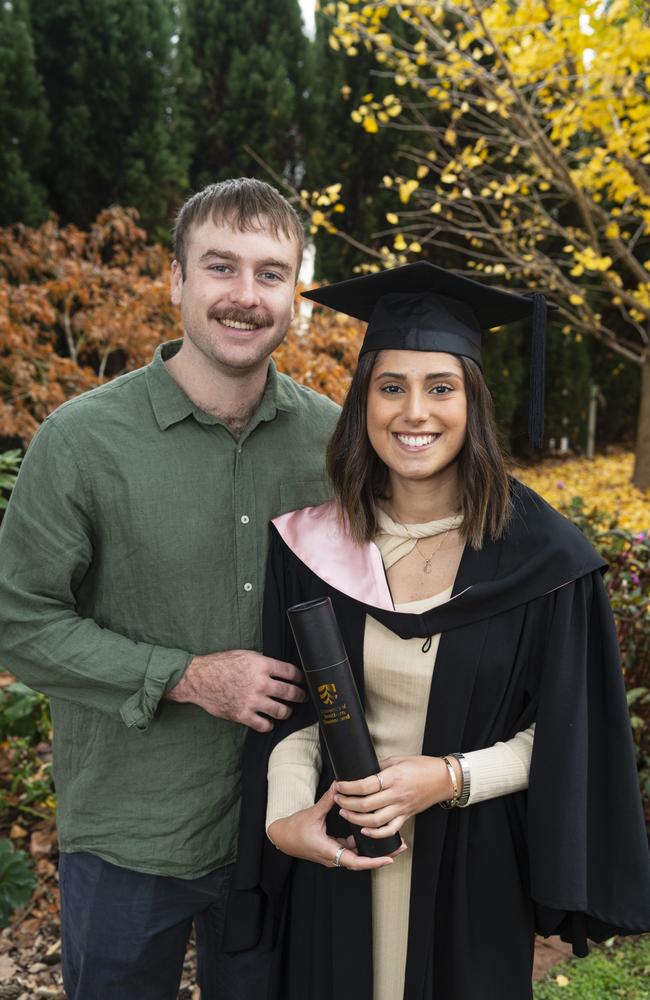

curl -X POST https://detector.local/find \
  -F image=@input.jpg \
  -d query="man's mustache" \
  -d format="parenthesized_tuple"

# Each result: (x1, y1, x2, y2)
(207, 306, 273, 328)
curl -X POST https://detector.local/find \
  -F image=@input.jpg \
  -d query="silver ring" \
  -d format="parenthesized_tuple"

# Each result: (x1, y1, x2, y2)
(333, 846, 346, 868)
(376, 773, 384, 792)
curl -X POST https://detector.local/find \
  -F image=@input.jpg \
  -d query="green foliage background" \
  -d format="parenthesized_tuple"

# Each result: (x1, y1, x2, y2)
(0, 0, 640, 452)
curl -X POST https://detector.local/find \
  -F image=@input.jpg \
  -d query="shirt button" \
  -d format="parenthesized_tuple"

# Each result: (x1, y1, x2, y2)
(243, 582, 253, 592)
(240, 515, 250, 524)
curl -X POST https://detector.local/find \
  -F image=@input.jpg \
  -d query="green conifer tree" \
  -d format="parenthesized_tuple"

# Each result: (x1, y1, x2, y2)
(0, 0, 49, 226)
(181, 0, 310, 191)
(306, 12, 408, 282)
(30, 0, 189, 235)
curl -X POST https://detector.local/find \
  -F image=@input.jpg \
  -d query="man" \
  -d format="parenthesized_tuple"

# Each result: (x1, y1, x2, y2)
(0, 178, 339, 998)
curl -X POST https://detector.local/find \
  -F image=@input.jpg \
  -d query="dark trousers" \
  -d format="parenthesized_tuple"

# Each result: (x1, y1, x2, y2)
(59, 852, 271, 1000)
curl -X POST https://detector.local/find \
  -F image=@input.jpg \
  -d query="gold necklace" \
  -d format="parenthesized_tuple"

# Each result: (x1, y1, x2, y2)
(412, 529, 452, 575)
(385, 505, 458, 575)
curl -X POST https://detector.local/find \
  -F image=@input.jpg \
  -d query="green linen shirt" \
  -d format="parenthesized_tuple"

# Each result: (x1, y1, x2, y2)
(0, 341, 339, 878)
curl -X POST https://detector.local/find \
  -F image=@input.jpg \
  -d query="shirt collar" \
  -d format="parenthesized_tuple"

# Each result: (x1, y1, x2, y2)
(146, 340, 298, 432)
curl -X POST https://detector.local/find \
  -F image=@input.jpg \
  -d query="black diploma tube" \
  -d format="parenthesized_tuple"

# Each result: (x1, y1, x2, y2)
(287, 597, 402, 859)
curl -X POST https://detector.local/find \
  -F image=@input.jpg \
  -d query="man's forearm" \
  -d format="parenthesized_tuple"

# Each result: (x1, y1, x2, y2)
(0, 597, 192, 729)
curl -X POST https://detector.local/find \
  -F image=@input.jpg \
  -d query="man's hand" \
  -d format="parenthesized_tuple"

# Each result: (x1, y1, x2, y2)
(166, 650, 307, 732)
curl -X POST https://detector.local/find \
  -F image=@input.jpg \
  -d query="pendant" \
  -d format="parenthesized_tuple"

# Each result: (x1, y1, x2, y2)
(423, 559, 432, 574)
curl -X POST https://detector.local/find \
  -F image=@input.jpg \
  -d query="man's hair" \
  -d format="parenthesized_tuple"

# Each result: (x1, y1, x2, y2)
(326, 353, 511, 548)
(172, 177, 304, 277)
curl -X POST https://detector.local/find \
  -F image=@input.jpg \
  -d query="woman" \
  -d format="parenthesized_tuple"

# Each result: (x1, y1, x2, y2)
(226, 262, 650, 1000)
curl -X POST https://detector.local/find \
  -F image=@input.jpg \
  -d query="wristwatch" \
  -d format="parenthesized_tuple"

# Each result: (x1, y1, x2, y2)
(450, 752, 471, 807)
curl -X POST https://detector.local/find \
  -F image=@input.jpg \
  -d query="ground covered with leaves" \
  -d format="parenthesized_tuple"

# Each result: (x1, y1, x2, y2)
(513, 452, 648, 532)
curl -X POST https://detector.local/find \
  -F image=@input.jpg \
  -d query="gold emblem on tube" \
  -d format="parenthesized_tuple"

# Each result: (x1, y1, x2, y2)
(318, 683, 338, 705)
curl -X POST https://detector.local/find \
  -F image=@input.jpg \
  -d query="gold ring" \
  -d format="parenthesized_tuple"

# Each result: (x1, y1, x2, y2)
(376, 773, 384, 792)
(333, 846, 346, 868)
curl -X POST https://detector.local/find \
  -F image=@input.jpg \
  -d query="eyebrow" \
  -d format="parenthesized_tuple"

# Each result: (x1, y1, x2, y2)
(373, 370, 462, 380)
(198, 248, 293, 275)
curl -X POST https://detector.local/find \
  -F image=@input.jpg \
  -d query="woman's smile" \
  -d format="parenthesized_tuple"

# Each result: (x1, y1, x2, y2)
(393, 432, 441, 450)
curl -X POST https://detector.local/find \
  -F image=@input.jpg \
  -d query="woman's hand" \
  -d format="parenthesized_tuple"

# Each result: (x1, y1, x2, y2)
(267, 783, 406, 870)
(334, 755, 461, 839)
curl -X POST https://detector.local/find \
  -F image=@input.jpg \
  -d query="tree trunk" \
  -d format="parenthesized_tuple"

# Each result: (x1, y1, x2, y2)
(632, 350, 650, 491)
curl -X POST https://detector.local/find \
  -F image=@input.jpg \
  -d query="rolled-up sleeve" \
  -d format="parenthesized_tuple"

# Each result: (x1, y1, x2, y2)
(0, 418, 191, 730)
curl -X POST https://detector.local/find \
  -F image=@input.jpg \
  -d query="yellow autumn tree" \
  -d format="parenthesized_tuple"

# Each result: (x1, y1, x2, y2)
(312, 0, 650, 488)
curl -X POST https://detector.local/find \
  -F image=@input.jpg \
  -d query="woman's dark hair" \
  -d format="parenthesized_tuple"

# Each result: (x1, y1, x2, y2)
(326, 352, 511, 549)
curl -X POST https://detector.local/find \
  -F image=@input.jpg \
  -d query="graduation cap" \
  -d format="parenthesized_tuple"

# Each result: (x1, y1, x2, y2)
(302, 260, 549, 449)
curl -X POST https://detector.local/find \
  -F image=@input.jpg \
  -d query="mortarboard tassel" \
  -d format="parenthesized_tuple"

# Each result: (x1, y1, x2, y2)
(528, 293, 547, 449)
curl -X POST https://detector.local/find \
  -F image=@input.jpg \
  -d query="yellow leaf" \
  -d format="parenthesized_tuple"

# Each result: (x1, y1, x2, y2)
(556, 974, 570, 987)
(409, 241, 422, 252)
(393, 234, 407, 250)
(311, 210, 326, 226)
(363, 116, 379, 133)
(575, 247, 613, 272)
(399, 179, 419, 203)
(416, 165, 429, 179)
(386, 212, 399, 224)
(569, 294, 584, 306)
(430, 203, 442, 214)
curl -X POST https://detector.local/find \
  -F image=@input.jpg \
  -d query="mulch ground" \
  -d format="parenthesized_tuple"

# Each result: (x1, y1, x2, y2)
(0, 845, 573, 998)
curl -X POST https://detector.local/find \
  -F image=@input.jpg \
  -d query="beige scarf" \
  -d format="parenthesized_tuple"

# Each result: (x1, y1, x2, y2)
(375, 508, 464, 570)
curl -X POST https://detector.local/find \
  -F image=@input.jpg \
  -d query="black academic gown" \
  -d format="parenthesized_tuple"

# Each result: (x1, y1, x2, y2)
(225, 481, 650, 1000)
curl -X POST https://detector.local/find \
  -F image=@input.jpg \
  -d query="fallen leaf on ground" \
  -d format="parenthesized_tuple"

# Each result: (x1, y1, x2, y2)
(30, 831, 55, 859)
(0, 956, 17, 982)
